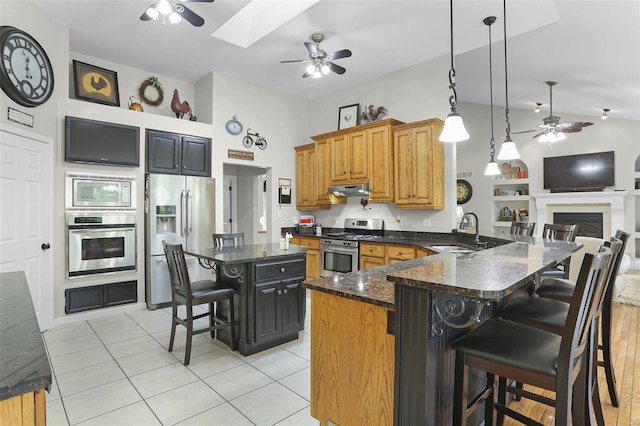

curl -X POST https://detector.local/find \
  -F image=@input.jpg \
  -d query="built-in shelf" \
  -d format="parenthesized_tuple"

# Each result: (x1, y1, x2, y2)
(493, 178, 529, 186)
(492, 196, 531, 202)
(491, 161, 531, 233)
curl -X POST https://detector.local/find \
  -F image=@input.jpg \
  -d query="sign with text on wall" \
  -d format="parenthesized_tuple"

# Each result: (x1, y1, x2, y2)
(228, 149, 254, 161)
(278, 177, 292, 205)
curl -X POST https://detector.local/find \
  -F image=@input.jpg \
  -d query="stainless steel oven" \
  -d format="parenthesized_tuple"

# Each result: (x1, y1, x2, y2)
(67, 212, 136, 277)
(320, 239, 359, 277)
(319, 218, 384, 278)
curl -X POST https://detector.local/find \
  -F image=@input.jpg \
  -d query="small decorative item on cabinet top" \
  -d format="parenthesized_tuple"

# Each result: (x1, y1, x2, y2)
(138, 76, 164, 106)
(170, 89, 196, 121)
(127, 96, 143, 112)
(360, 104, 388, 123)
(73, 60, 120, 106)
(338, 103, 359, 130)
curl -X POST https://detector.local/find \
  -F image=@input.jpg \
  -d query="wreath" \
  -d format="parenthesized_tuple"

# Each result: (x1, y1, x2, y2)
(138, 76, 164, 107)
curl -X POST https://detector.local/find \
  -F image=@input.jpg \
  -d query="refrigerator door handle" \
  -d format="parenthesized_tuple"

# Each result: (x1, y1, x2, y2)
(180, 189, 186, 238)
(186, 189, 193, 236)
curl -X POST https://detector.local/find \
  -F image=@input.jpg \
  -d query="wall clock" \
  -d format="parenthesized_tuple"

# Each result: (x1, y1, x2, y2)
(457, 179, 472, 205)
(225, 115, 243, 135)
(0, 26, 54, 107)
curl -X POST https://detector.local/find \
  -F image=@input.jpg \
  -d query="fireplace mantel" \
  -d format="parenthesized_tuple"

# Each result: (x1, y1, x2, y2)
(532, 191, 629, 238)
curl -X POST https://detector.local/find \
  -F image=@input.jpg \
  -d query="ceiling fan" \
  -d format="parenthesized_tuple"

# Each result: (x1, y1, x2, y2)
(514, 81, 593, 143)
(280, 33, 352, 79)
(140, 0, 214, 27)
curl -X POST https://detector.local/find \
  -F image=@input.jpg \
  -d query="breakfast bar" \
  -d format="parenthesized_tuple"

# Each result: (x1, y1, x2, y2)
(303, 235, 580, 426)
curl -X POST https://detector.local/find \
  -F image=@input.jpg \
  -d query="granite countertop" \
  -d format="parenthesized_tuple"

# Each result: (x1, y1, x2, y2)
(0, 271, 52, 401)
(185, 243, 307, 264)
(303, 235, 580, 308)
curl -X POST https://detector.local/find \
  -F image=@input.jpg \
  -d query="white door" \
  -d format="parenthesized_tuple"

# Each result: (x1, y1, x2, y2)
(0, 124, 53, 331)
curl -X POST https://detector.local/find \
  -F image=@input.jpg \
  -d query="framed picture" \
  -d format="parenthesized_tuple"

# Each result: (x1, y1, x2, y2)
(73, 60, 120, 106)
(338, 103, 359, 130)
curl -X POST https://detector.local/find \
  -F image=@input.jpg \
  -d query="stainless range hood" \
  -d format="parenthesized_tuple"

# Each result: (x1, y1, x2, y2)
(327, 182, 369, 197)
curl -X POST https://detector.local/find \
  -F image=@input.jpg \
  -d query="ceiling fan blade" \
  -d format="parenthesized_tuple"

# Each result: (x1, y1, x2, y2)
(328, 62, 346, 75)
(327, 49, 352, 60)
(512, 129, 537, 135)
(302, 71, 312, 78)
(558, 122, 594, 133)
(140, 2, 159, 21)
(175, 3, 204, 26)
(532, 131, 546, 139)
(280, 59, 308, 63)
(182, 0, 215, 2)
(304, 42, 317, 55)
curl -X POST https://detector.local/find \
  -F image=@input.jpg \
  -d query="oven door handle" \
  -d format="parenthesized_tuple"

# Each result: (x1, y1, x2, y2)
(69, 227, 136, 236)
(321, 246, 358, 255)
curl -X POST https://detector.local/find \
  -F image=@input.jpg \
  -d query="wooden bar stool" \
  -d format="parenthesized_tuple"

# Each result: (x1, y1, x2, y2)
(535, 230, 629, 407)
(451, 248, 611, 426)
(212, 232, 245, 249)
(163, 241, 236, 365)
(510, 221, 536, 236)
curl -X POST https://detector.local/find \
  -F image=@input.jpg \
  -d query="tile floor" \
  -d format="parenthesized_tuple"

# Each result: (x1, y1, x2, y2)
(42, 296, 318, 426)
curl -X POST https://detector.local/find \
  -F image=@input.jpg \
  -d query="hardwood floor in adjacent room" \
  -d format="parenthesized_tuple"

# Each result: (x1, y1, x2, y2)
(504, 301, 640, 425)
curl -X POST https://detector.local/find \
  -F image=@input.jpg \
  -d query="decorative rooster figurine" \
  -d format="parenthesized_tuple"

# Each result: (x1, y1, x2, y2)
(170, 89, 193, 119)
(360, 105, 388, 123)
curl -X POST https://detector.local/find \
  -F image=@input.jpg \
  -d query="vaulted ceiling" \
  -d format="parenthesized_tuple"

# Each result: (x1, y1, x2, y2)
(30, 0, 640, 121)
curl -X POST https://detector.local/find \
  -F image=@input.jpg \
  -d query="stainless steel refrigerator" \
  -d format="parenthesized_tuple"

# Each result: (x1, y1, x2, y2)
(145, 174, 215, 309)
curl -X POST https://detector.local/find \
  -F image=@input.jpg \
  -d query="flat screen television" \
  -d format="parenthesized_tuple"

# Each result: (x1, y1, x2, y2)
(543, 151, 615, 192)
(65, 116, 140, 167)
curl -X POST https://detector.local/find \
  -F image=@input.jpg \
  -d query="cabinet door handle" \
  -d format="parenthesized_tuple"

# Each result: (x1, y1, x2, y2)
(280, 267, 286, 273)
(278, 290, 282, 295)
(284, 289, 288, 294)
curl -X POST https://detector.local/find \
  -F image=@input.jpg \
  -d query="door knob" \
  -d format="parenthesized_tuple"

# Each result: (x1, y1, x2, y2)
(41, 243, 51, 250)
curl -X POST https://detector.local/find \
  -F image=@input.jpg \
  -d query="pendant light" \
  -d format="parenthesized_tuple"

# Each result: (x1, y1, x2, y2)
(439, 0, 470, 143)
(496, 0, 520, 160)
(483, 16, 500, 176)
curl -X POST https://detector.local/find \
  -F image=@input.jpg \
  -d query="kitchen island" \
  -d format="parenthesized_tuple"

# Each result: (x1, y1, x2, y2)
(303, 235, 580, 426)
(185, 243, 308, 356)
(0, 271, 52, 425)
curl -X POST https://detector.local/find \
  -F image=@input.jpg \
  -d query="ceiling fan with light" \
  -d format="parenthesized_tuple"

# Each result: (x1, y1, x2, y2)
(140, 0, 213, 27)
(514, 81, 593, 143)
(280, 33, 352, 79)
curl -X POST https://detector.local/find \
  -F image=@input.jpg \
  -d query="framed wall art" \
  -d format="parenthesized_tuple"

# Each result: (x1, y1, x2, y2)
(338, 103, 359, 130)
(73, 60, 120, 106)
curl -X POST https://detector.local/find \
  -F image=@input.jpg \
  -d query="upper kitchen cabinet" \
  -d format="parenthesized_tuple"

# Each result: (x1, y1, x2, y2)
(295, 143, 329, 210)
(367, 120, 403, 203)
(315, 138, 346, 206)
(330, 129, 368, 184)
(146, 129, 211, 176)
(393, 119, 444, 209)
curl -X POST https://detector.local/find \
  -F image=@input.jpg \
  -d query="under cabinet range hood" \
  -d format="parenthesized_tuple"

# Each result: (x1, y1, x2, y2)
(327, 182, 370, 197)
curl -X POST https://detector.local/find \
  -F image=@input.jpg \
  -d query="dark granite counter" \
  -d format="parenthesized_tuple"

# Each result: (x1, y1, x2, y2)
(303, 234, 580, 307)
(185, 243, 307, 264)
(0, 271, 52, 401)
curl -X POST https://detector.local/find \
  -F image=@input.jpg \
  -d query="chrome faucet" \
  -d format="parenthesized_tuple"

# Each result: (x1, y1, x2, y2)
(459, 212, 485, 247)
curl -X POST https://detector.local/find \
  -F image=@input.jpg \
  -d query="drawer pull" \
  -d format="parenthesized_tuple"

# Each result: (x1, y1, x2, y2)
(278, 290, 282, 295)
(280, 267, 286, 273)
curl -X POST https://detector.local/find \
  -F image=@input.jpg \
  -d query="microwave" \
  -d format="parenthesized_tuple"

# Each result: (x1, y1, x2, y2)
(66, 173, 136, 209)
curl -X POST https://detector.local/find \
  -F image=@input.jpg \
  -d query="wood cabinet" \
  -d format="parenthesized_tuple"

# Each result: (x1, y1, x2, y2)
(294, 144, 329, 210)
(360, 241, 433, 270)
(368, 123, 396, 203)
(310, 290, 394, 425)
(330, 129, 368, 184)
(290, 236, 320, 279)
(252, 257, 306, 347)
(394, 119, 445, 209)
(0, 389, 46, 426)
(315, 138, 346, 206)
(146, 129, 211, 176)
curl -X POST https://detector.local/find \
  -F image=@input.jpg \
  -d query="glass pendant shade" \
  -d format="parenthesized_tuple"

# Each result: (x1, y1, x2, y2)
(145, 6, 159, 20)
(497, 137, 520, 160)
(169, 12, 181, 24)
(439, 108, 470, 142)
(484, 160, 501, 175)
(158, 0, 172, 15)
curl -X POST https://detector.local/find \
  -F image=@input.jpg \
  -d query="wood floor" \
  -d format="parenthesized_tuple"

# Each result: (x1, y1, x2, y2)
(503, 295, 640, 424)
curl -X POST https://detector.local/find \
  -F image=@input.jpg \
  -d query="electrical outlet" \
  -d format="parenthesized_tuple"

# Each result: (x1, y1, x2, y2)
(396, 215, 402, 225)
(422, 217, 431, 227)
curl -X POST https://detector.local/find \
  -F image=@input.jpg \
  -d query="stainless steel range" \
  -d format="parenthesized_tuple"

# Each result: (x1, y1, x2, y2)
(319, 218, 384, 277)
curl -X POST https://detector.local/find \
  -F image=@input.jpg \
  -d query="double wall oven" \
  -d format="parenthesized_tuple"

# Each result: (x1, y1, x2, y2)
(65, 173, 137, 278)
(320, 218, 384, 278)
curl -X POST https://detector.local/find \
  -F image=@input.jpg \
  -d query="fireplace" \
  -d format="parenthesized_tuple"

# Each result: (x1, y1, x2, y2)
(532, 191, 630, 239)
(553, 212, 604, 238)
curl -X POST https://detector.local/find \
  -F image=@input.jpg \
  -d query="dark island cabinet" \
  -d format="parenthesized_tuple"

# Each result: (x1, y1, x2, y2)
(252, 258, 306, 347)
(146, 129, 211, 176)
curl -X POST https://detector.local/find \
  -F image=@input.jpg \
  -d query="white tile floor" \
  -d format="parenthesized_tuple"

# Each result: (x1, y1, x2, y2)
(43, 296, 317, 425)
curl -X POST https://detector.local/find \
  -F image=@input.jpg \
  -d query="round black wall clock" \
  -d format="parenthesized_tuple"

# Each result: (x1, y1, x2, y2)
(456, 179, 473, 204)
(0, 26, 54, 107)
